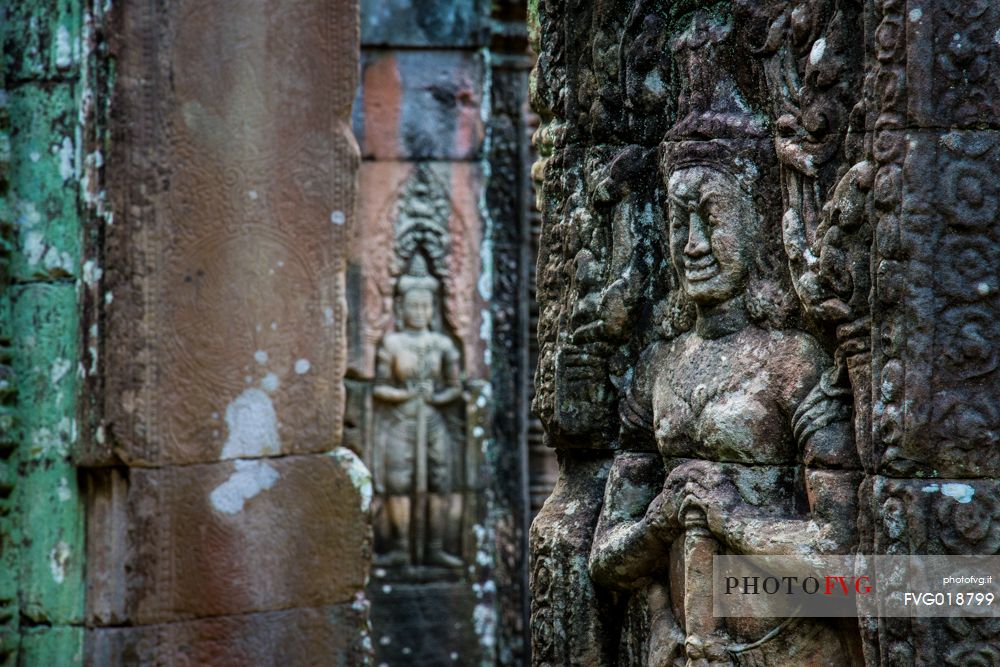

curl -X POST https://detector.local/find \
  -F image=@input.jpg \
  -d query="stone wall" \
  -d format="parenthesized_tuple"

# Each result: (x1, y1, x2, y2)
(349, 1, 543, 664)
(350, 1, 496, 664)
(1, 2, 91, 661)
(3, 2, 374, 662)
(528, 0, 1000, 665)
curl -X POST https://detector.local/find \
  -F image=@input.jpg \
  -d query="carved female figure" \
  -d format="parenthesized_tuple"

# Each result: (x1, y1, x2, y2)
(373, 253, 464, 568)
(589, 130, 862, 665)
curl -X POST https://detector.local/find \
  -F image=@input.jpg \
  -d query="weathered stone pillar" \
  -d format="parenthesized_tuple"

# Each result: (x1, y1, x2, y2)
(528, 0, 1000, 666)
(79, 1, 369, 663)
(2, 3, 93, 661)
(867, 1, 1000, 663)
(349, 0, 500, 663)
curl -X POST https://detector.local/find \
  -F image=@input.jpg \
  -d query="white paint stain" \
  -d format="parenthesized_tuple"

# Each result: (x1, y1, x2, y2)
(57, 477, 71, 502)
(330, 210, 345, 225)
(270, 321, 278, 331)
(923, 483, 976, 504)
(82, 259, 103, 287)
(248, 190, 258, 200)
(643, 70, 665, 95)
(104, 291, 114, 304)
(995, 28, 1000, 46)
(809, 38, 827, 65)
(51, 358, 72, 384)
(49, 541, 71, 584)
(254, 350, 268, 365)
(942, 483, 975, 504)
(332, 447, 373, 513)
(909, 8, 922, 22)
(55, 24, 73, 68)
(323, 307, 335, 326)
(209, 459, 280, 514)
(30, 151, 40, 162)
(17, 200, 41, 228)
(473, 602, 497, 648)
(294, 358, 311, 374)
(220, 388, 280, 459)
(57, 136, 74, 181)
(24, 231, 45, 267)
(261, 372, 279, 393)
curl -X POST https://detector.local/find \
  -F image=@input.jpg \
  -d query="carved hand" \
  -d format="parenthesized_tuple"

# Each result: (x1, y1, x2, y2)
(664, 461, 742, 539)
(372, 384, 416, 403)
(429, 386, 461, 406)
(643, 488, 682, 543)
(409, 380, 435, 401)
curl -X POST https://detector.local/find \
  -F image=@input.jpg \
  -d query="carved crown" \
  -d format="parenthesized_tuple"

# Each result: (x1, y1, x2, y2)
(659, 8, 774, 194)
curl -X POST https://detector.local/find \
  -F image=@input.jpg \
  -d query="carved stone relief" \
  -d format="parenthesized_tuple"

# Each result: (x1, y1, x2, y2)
(349, 158, 491, 663)
(528, 0, 1000, 665)
(372, 245, 466, 571)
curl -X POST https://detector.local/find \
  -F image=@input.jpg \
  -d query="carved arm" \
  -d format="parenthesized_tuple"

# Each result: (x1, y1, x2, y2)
(588, 452, 677, 590)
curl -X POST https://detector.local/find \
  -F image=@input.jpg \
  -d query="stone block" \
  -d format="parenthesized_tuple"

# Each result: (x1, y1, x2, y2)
(349, 160, 486, 379)
(872, 130, 1000, 478)
(904, 0, 1000, 129)
(360, 0, 489, 47)
(529, 453, 617, 665)
(86, 452, 370, 624)
(11, 283, 77, 463)
(100, 0, 358, 466)
(354, 51, 484, 161)
(85, 603, 368, 666)
(368, 581, 482, 665)
(871, 475, 1000, 555)
(11, 284, 84, 625)
(5, 84, 80, 282)
(18, 625, 83, 667)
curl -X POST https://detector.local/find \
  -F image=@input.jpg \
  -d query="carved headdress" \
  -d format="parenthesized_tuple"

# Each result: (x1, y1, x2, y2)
(657, 9, 794, 329)
(397, 253, 439, 295)
(658, 9, 775, 201)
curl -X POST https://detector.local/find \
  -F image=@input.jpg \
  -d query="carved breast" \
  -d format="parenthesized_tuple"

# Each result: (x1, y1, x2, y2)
(650, 328, 808, 465)
(387, 332, 448, 383)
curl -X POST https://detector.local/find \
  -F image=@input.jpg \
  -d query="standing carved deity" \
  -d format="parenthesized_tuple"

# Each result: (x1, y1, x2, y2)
(588, 17, 863, 664)
(373, 253, 464, 569)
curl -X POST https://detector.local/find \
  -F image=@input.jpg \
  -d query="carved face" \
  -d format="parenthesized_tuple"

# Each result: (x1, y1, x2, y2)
(667, 166, 759, 306)
(401, 289, 434, 330)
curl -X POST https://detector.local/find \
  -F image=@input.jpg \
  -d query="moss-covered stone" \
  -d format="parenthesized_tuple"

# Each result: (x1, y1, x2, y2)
(1, 0, 82, 82)
(4, 84, 80, 282)
(11, 284, 84, 626)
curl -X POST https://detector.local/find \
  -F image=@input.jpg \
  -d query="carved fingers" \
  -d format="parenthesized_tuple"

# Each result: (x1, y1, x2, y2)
(655, 461, 742, 538)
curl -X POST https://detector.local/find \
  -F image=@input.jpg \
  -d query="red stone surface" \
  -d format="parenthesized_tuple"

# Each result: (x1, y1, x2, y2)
(348, 160, 487, 380)
(355, 50, 484, 161)
(98, 0, 358, 467)
(85, 602, 368, 666)
(86, 455, 370, 625)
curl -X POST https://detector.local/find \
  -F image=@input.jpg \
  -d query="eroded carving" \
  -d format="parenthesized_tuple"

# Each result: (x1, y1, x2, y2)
(372, 253, 465, 569)
(365, 166, 474, 576)
(528, 0, 1000, 664)
(591, 78, 861, 663)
